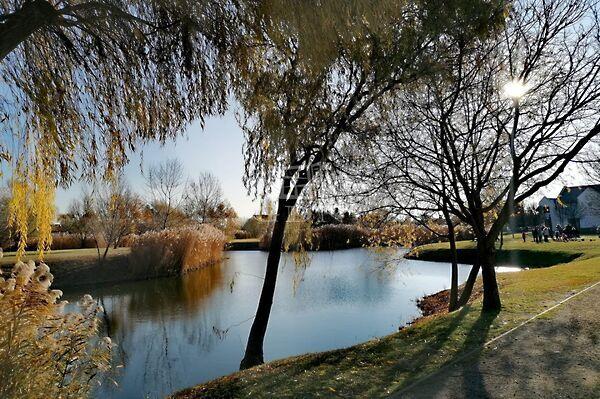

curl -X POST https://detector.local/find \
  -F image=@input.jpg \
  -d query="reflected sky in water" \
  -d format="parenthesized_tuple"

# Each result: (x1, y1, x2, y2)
(63, 249, 502, 398)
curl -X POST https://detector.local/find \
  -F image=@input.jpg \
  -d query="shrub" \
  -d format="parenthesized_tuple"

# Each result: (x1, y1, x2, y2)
(129, 225, 226, 278)
(0, 261, 111, 399)
(49, 233, 81, 249)
(234, 230, 252, 239)
(260, 223, 371, 251)
(118, 234, 138, 248)
(18, 234, 104, 251)
(370, 220, 474, 248)
(312, 224, 371, 250)
(241, 216, 270, 238)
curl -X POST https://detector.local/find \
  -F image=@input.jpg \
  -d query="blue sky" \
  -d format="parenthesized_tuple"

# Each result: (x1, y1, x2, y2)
(4, 108, 590, 219)
(55, 109, 263, 218)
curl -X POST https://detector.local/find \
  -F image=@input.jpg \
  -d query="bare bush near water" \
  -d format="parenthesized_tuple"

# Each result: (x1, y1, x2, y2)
(129, 226, 226, 278)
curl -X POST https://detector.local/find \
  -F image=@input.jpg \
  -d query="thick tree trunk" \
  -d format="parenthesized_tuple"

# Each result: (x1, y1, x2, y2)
(240, 199, 290, 370)
(479, 240, 501, 311)
(0, 0, 59, 62)
(457, 262, 480, 307)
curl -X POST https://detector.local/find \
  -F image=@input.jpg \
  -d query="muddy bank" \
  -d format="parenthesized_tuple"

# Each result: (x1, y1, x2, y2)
(413, 283, 484, 324)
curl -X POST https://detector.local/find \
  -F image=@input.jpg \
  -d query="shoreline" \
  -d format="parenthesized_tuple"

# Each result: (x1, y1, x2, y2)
(169, 236, 600, 399)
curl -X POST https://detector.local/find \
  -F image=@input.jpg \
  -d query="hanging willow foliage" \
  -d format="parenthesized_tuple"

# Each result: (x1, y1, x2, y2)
(7, 160, 55, 261)
(7, 162, 29, 258)
(0, 0, 255, 194)
(31, 164, 55, 259)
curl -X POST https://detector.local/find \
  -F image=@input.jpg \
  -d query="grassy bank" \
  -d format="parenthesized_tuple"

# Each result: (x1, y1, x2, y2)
(0, 227, 228, 289)
(1, 248, 132, 289)
(227, 238, 260, 250)
(171, 236, 600, 399)
(404, 235, 592, 267)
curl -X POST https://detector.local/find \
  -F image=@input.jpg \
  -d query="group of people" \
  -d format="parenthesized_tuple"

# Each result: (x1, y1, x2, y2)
(530, 225, 550, 243)
(521, 224, 580, 243)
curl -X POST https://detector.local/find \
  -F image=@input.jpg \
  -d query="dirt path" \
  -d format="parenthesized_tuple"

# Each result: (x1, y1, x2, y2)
(395, 283, 600, 399)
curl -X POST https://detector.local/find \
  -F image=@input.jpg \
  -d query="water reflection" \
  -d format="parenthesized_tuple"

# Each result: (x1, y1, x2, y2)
(62, 249, 517, 399)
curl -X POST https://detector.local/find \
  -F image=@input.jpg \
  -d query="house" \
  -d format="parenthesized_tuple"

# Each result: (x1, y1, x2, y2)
(538, 185, 600, 232)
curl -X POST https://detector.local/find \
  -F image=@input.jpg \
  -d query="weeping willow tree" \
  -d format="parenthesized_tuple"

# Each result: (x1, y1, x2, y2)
(0, 0, 250, 259)
(235, 0, 507, 369)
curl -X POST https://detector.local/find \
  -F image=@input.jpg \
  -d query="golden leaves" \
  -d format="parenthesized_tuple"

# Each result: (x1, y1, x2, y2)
(7, 159, 55, 261)
(7, 164, 28, 260)
(31, 165, 55, 260)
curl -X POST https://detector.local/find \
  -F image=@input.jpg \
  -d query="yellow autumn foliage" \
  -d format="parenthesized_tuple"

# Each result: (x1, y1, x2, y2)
(7, 161, 55, 261)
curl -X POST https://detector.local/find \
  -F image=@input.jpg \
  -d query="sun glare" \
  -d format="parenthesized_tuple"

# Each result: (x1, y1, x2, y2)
(503, 79, 528, 100)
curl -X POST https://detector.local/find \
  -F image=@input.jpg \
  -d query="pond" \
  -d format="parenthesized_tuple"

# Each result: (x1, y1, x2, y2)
(63, 248, 519, 399)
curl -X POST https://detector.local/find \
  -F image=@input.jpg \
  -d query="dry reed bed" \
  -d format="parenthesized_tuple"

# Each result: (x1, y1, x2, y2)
(129, 225, 226, 278)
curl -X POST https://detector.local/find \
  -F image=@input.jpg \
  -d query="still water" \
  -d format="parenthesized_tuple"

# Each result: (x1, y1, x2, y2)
(63, 248, 517, 398)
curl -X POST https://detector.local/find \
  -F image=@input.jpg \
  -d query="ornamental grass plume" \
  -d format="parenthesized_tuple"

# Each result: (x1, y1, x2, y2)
(0, 261, 111, 399)
(129, 225, 226, 278)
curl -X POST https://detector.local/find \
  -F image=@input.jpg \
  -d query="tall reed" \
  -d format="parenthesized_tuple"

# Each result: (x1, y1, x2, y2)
(0, 261, 111, 399)
(129, 225, 226, 278)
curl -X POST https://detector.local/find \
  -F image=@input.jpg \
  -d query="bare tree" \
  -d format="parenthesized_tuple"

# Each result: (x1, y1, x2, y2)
(92, 177, 140, 263)
(347, 0, 600, 311)
(59, 192, 95, 248)
(236, 0, 505, 369)
(144, 159, 185, 230)
(183, 172, 223, 224)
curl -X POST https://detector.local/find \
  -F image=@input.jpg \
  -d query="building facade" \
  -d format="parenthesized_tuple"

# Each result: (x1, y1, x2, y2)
(538, 185, 600, 232)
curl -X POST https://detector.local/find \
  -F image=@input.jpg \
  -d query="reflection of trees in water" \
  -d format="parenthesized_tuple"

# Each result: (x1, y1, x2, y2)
(281, 251, 398, 308)
(88, 264, 226, 398)
(124, 263, 225, 318)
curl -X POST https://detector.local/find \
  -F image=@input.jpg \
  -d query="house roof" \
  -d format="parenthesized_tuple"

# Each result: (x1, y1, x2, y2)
(557, 184, 600, 203)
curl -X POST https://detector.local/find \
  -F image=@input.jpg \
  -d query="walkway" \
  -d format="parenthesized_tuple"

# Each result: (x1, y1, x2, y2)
(396, 284, 600, 398)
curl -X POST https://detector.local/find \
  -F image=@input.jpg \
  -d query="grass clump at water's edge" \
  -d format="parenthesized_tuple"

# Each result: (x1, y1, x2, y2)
(170, 236, 600, 399)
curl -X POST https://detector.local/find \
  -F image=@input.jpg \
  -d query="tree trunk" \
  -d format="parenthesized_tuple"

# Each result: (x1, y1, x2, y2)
(479, 240, 501, 311)
(101, 245, 110, 264)
(0, 0, 59, 62)
(457, 262, 480, 307)
(240, 199, 290, 370)
(447, 226, 459, 311)
(441, 205, 459, 311)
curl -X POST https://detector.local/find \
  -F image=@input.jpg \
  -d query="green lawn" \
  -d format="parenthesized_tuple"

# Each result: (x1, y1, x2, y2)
(228, 238, 261, 244)
(407, 235, 599, 267)
(171, 236, 600, 399)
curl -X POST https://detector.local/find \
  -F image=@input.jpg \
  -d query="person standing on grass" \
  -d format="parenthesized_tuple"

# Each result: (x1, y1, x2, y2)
(532, 226, 539, 243)
(522, 229, 527, 243)
(565, 224, 573, 240)
(543, 226, 550, 242)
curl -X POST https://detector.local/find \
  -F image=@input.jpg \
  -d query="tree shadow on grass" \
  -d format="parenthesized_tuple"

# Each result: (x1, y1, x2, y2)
(250, 305, 474, 398)
(173, 306, 496, 399)
(394, 308, 500, 398)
